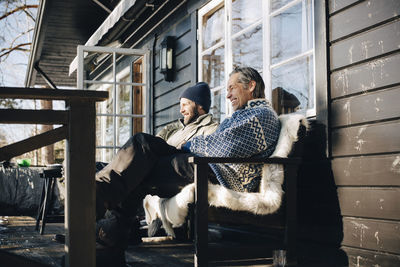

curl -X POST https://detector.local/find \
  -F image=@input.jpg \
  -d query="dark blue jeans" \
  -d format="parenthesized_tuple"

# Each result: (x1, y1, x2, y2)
(95, 133, 197, 219)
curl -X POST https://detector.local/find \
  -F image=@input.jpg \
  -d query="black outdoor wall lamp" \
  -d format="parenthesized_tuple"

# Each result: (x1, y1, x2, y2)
(160, 36, 175, 82)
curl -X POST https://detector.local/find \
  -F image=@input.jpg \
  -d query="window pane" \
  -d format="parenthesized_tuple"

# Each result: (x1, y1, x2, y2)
(202, 5, 224, 50)
(96, 116, 101, 146)
(271, 0, 293, 12)
(96, 115, 114, 146)
(271, 1, 313, 65)
(96, 148, 114, 163)
(232, 24, 262, 71)
(232, 0, 262, 34)
(202, 46, 225, 88)
(96, 86, 114, 114)
(117, 84, 131, 115)
(84, 51, 113, 84)
(271, 55, 314, 113)
(117, 116, 131, 146)
(211, 89, 226, 122)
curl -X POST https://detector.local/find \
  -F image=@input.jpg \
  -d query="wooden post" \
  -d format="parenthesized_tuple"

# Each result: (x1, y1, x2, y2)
(40, 99, 54, 165)
(194, 162, 208, 267)
(284, 164, 299, 266)
(65, 99, 96, 267)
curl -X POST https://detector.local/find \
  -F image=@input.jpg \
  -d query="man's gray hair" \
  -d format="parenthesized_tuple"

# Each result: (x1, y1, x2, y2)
(230, 67, 265, 98)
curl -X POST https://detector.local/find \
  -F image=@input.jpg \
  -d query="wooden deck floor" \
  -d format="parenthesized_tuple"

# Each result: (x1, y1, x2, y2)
(0, 216, 275, 267)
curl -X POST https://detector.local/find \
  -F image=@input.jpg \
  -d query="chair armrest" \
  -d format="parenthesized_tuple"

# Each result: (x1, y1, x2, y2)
(188, 156, 302, 165)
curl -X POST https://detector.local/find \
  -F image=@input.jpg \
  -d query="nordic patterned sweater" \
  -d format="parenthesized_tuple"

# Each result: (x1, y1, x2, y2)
(183, 98, 281, 192)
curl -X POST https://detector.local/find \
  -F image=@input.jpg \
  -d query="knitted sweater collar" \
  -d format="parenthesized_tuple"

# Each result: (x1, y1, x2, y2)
(243, 98, 272, 110)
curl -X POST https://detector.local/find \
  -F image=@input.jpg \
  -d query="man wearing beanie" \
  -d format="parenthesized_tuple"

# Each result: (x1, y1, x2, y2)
(157, 82, 218, 148)
(94, 68, 280, 262)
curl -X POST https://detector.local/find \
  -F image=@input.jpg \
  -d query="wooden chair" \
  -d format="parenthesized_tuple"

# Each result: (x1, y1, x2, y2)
(188, 114, 307, 266)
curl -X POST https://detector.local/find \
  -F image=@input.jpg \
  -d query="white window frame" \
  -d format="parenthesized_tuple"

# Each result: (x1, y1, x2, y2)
(198, 0, 316, 117)
(77, 45, 152, 161)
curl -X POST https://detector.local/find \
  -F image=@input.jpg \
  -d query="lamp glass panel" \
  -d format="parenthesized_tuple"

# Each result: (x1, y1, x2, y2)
(160, 47, 167, 71)
(167, 48, 173, 69)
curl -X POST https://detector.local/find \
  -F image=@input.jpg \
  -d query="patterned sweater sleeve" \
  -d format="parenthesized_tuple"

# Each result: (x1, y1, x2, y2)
(187, 109, 279, 158)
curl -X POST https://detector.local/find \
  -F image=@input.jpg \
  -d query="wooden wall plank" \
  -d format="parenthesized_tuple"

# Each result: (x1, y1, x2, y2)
(154, 103, 181, 129)
(155, 14, 192, 48)
(331, 86, 400, 127)
(154, 83, 187, 112)
(154, 48, 192, 83)
(330, 20, 400, 70)
(328, 0, 361, 14)
(331, 53, 400, 99)
(330, 0, 400, 41)
(342, 217, 400, 254)
(342, 246, 400, 266)
(332, 121, 400, 156)
(154, 66, 193, 97)
(338, 188, 400, 220)
(332, 154, 400, 186)
(175, 30, 193, 56)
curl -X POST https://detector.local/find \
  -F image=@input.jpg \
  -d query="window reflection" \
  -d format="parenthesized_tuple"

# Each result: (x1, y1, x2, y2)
(271, 55, 314, 112)
(232, 0, 262, 34)
(105, 86, 114, 114)
(104, 115, 114, 146)
(272, 87, 301, 115)
(96, 148, 113, 163)
(118, 84, 131, 115)
(271, 1, 313, 65)
(211, 89, 226, 122)
(232, 25, 262, 71)
(271, 0, 293, 12)
(202, 46, 225, 88)
(202, 5, 224, 50)
(96, 116, 101, 147)
(117, 116, 130, 146)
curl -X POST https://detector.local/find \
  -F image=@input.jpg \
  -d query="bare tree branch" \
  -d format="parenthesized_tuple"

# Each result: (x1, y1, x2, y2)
(9, 27, 33, 47)
(0, 42, 31, 59)
(0, 4, 38, 21)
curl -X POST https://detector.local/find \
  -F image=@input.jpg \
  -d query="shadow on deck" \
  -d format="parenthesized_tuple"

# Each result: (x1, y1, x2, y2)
(0, 216, 276, 267)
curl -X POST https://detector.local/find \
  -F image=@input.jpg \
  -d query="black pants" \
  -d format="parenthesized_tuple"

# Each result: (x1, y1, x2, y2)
(95, 133, 197, 219)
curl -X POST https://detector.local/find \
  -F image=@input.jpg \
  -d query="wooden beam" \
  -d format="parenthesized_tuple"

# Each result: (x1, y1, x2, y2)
(0, 126, 67, 161)
(194, 162, 209, 267)
(0, 87, 108, 101)
(0, 109, 68, 124)
(64, 99, 96, 267)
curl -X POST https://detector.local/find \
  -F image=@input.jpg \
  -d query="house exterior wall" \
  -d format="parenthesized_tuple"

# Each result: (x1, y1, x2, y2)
(328, 0, 400, 265)
(126, 0, 208, 135)
(124, 0, 400, 265)
(152, 12, 198, 134)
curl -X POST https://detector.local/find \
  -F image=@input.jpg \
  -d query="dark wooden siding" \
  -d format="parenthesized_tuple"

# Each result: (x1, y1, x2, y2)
(152, 12, 197, 134)
(329, 0, 400, 265)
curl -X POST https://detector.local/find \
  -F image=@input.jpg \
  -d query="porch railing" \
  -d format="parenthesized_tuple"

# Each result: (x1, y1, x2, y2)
(0, 86, 108, 267)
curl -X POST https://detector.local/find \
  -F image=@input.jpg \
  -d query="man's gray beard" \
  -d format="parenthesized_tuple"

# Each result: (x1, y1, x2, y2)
(184, 108, 200, 125)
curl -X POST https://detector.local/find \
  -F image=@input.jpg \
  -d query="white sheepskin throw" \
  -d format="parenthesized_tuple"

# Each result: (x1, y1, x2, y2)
(143, 113, 308, 235)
